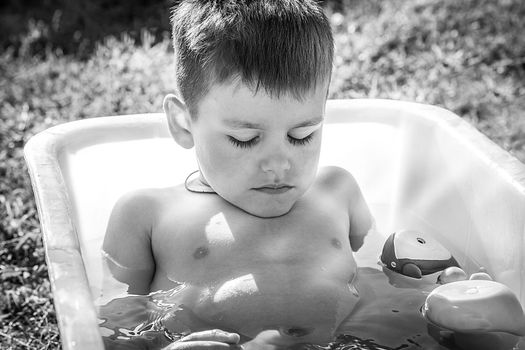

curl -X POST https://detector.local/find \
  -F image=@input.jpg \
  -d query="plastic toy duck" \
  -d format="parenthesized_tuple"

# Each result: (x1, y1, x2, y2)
(423, 279, 525, 336)
(381, 229, 525, 338)
(380, 229, 460, 279)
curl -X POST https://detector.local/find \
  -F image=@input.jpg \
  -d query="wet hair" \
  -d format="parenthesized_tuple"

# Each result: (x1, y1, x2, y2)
(170, 0, 334, 117)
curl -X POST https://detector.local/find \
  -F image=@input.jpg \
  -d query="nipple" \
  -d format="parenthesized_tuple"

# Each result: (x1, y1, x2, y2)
(331, 238, 342, 249)
(193, 246, 209, 259)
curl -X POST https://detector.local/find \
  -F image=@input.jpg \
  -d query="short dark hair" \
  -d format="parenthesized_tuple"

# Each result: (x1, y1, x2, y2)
(170, 0, 334, 117)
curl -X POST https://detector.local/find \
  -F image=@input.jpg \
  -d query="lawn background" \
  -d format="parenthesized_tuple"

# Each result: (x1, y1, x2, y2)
(1, 0, 524, 349)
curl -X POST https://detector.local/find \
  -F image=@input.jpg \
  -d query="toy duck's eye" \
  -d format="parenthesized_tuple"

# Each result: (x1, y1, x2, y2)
(417, 237, 426, 244)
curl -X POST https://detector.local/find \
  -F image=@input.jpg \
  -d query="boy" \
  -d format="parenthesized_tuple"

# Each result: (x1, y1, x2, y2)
(103, 0, 373, 348)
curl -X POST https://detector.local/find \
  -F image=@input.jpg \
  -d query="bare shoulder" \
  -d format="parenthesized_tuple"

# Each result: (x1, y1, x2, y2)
(110, 188, 164, 224)
(316, 166, 373, 251)
(108, 184, 216, 236)
(102, 186, 184, 293)
(315, 166, 361, 198)
(104, 186, 186, 251)
(113, 184, 186, 213)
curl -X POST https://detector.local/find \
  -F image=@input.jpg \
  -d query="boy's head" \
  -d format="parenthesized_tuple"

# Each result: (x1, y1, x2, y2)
(164, 0, 334, 218)
(169, 0, 333, 117)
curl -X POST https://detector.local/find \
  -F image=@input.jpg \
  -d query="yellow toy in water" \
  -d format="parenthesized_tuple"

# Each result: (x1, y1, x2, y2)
(380, 230, 460, 279)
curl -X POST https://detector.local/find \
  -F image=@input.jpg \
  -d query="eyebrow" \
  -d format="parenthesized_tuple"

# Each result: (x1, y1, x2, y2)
(223, 116, 324, 129)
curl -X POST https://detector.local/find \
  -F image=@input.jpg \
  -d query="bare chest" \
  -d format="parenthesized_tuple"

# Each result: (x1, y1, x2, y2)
(151, 193, 353, 286)
(151, 194, 359, 339)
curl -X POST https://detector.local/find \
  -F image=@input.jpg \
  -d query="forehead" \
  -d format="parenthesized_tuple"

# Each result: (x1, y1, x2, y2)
(194, 80, 329, 127)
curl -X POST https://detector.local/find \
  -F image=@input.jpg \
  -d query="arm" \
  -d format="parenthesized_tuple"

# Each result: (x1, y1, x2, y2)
(319, 166, 373, 252)
(104, 192, 246, 349)
(347, 181, 373, 252)
(102, 190, 157, 295)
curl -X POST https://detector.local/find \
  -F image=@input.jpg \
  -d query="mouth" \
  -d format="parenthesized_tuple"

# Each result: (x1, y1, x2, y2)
(252, 184, 294, 194)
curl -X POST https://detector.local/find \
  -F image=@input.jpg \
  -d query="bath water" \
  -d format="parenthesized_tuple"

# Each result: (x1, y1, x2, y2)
(93, 205, 525, 350)
(97, 266, 524, 350)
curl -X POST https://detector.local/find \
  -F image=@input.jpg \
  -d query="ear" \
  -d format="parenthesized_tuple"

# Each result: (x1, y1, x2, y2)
(163, 94, 194, 149)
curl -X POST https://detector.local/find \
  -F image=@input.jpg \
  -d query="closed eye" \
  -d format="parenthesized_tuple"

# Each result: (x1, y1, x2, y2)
(228, 136, 259, 148)
(287, 133, 314, 146)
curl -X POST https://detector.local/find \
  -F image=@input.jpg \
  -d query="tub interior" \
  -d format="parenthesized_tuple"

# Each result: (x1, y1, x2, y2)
(24, 99, 525, 350)
(54, 101, 525, 307)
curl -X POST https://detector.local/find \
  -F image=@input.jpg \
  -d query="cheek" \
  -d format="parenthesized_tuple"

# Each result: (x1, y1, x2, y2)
(297, 139, 322, 169)
(196, 139, 248, 177)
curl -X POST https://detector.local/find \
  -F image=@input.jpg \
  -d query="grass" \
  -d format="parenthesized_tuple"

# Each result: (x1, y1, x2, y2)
(1, 0, 524, 349)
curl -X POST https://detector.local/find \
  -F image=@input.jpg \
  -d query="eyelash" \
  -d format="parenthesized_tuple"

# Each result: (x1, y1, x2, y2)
(228, 136, 259, 149)
(288, 134, 314, 146)
(228, 134, 314, 149)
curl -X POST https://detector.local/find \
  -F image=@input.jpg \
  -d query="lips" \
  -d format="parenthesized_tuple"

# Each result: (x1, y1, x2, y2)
(253, 184, 294, 194)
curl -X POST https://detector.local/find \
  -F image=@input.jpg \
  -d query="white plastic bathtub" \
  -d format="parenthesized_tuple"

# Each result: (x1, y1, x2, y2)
(25, 99, 525, 349)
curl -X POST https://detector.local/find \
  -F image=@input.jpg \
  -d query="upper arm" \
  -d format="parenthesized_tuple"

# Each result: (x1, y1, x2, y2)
(347, 178, 373, 252)
(102, 190, 157, 294)
(319, 166, 373, 251)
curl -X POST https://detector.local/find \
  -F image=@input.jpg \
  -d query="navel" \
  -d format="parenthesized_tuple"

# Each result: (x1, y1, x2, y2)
(193, 246, 209, 259)
(280, 326, 314, 337)
(331, 238, 342, 249)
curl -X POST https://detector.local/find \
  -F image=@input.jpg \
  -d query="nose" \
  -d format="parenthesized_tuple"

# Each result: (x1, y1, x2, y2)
(260, 152, 291, 179)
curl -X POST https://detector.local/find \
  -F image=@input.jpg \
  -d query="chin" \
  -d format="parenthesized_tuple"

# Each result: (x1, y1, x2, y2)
(244, 203, 294, 218)
(253, 209, 291, 218)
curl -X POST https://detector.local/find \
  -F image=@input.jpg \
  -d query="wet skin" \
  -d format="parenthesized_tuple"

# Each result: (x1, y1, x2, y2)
(103, 166, 372, 345)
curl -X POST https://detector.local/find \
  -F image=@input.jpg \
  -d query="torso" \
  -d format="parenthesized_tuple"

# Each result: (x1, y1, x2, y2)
(148, 167, 360, 343)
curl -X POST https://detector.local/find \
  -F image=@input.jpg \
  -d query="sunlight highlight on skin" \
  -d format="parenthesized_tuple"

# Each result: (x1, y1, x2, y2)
(205, 212, 236, 244)
(213, 274, 258, 303)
